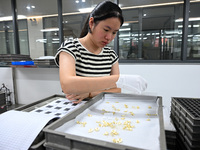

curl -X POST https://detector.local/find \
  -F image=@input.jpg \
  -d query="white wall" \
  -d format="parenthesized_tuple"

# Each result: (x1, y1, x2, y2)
(14, 68, 63, 104)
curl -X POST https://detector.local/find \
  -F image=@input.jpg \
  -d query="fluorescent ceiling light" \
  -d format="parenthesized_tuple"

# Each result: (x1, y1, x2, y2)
(26, 5, 35, 10)
(52, 38, 59, 41)
(79, 7, 94, 12)
(175, 17, 200, 22)
(36, 39, 47, 43)
(0, 15, 26, 21)
(165, 30, 182, 34)
(119, 34, 131, 37)
(152, 33, 160, 35)
(122, 23, 129, 26)
(119, 28, 131, 31)
(122, 38, 131, 41)
(194, 25, 200, 27)
(26, 6, 31, 9)
(52, 41, 60, 43)
(178, 24, 200, 28)
(40, 28, 59, 32)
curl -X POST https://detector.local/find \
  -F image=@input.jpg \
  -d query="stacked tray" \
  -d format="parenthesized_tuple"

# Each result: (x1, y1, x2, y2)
(33, 59, 56, 67)
(165, 129, 177, 150)
(0, 54, 32, 66)
(43, 93, 166, 150)
(171, 97, 200, 150)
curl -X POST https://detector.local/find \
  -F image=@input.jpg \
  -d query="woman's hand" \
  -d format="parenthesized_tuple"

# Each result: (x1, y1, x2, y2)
(116, 74, 147, 94)
(66, 93, 90, 103)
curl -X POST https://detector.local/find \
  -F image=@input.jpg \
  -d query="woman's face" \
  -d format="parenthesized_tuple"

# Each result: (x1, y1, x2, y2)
(90, 17, 121, 48)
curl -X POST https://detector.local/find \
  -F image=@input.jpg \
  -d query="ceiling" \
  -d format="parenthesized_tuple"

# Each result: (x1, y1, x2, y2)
(0, 0, 186, 18)
(0, 0, 200, 31)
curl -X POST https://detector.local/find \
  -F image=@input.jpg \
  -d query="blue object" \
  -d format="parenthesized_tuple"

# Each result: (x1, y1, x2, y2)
(11, 61, 34, 66)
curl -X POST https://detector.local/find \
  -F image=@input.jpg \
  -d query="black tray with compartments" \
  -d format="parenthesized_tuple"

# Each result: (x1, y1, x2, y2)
(171, 97, 200, 150)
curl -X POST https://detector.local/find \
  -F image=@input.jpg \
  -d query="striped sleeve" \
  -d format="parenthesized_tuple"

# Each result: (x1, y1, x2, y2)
(110, 49, 119, 64)
(54, 40, 78, 67)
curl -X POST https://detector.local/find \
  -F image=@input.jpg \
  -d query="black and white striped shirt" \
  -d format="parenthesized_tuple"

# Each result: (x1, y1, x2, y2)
(55, 38, 119, 77)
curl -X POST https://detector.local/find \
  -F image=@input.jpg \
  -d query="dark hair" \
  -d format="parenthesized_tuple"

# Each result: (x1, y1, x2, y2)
(80, 1, 124, 38)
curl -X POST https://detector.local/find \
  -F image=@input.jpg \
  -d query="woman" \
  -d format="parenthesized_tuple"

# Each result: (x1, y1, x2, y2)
(55, 1, 147, 103)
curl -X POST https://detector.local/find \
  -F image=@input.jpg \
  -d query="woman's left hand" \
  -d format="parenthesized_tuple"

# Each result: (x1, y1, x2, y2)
(65, 93, 90, 103)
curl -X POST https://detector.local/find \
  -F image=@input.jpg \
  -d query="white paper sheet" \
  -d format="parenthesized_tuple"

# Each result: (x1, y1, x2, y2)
(0, 110, 54, 150)
(0, 98, 86, 150)
(56, 94, 161, 150)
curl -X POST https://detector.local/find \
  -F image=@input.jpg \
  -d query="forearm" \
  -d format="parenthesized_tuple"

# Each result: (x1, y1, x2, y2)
(89, 87, 121, 98)
(60, 75, 119, 94)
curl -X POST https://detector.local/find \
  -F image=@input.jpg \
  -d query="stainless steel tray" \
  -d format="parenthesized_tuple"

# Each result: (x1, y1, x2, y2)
(43, 93, 166, 150)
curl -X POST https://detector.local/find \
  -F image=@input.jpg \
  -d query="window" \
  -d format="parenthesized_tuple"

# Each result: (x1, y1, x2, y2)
(43, 16, 59, 56)
(0, 1, 13, 54)
(18, 19, 29, 55)
(187, 1, 200, 59)
(119, 1, 184, 60)
(63, 14, 86, 40)
(119, 9, 139, 59)
(17, 0, 58, 59)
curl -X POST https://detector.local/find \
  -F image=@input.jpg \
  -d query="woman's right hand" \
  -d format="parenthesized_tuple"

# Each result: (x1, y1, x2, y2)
(66, 93, 90, 103)
(116, 74, 147, 94)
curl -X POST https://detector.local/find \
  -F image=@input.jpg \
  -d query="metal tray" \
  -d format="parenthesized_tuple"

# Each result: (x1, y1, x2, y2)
(43, 93, 166, 150)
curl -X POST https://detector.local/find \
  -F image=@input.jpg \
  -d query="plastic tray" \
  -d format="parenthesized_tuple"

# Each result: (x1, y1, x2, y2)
(11, 61, 34, 66)
(165, 130, 177, 149)
(171, 97, 200, 126)
(171, 97, 200, 150)
(176, 131, 200, 150)
(43, 93, 166, 150)
(33, 59, 56, 66)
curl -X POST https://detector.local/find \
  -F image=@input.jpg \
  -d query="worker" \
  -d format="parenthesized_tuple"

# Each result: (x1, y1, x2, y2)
(55, 1, 147, 103)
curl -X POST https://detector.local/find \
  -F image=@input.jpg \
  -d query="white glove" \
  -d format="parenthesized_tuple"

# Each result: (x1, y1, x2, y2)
(116, 74, 147, 94)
